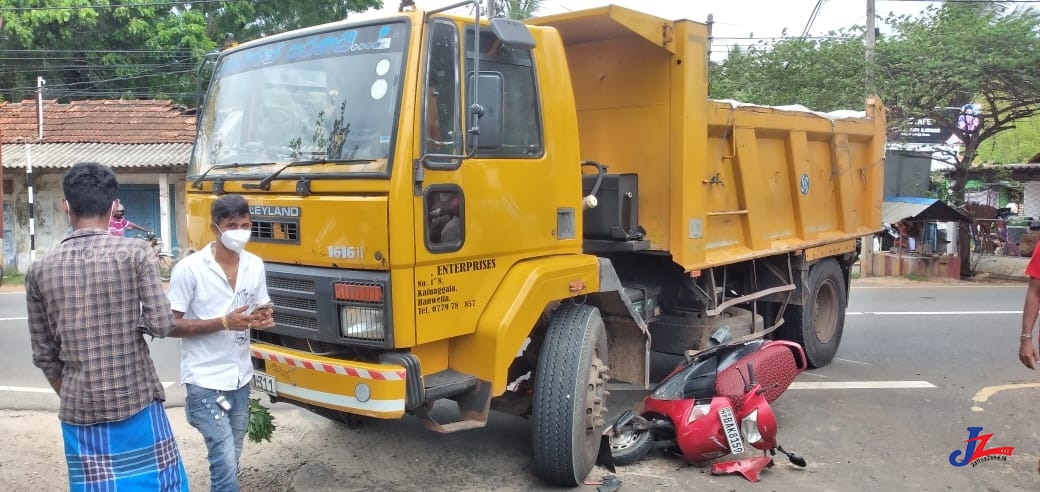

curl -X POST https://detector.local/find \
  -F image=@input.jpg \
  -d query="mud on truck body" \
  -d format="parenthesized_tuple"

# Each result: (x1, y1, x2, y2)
(184, 2, 886, 486)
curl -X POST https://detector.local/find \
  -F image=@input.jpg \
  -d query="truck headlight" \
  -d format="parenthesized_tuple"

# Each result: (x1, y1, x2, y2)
(740, 408, 763, 444)
(339, 306, 385, 341)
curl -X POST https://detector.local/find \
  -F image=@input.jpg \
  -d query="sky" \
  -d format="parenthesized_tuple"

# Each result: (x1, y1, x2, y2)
(353, 0, 946, 60)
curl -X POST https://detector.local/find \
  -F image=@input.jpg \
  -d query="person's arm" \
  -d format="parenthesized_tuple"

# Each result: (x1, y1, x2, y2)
(170, 306, 251, 336)
(25, 269, 62, 395)
(137, 242, 176, 338)
(1020, 256, 1040, 369)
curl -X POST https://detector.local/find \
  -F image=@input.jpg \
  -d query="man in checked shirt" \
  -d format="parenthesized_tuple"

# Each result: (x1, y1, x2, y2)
(25, 162, 189, 491)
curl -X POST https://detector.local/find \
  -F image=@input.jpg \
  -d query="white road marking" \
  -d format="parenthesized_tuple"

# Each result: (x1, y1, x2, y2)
(834, 358, 873, 366)
(0, 317, 28, 321)
(970, 383, 1040, 412)
(847, 311, 1020, 315)
(0, 386, 55, 394)
(790, 380, 935, 390)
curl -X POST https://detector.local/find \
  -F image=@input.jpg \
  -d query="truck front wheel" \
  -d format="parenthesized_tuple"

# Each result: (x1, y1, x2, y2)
(778, 258, 846, 368)
(531, 303, 610, 486)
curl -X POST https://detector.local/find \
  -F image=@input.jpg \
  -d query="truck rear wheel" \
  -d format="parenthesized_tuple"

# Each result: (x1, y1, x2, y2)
(532, 303, 610, 486)
(778, 258, 846, 368)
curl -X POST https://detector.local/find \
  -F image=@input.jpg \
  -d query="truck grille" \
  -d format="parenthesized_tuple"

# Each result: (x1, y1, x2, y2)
(252, 219, 299, 244)
(268, 276, 316, 293)
(275, 312, 320, 330)
(263, 263, 394, 349)
(271, 294, 317, 311)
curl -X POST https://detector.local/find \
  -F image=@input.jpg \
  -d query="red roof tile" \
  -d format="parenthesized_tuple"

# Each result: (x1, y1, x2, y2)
(0, 99, 196, 144)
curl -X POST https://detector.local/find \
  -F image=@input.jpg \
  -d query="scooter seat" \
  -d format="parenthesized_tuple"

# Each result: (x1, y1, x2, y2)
(715, 342, 801, 412)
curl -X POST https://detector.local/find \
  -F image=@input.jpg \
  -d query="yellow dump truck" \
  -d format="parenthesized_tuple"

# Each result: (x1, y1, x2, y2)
(185, 3, 885, 486)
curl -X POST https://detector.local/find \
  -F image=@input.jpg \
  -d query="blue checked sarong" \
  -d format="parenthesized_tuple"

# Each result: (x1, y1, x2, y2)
(61, 400, 189, 492)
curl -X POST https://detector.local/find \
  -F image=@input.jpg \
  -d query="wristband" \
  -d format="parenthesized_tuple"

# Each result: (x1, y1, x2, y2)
(221, 315, 230, 331)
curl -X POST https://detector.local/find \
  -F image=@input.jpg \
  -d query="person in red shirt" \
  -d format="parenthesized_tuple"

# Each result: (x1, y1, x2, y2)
(1018, 252, 1040, 368)
(108, 203, 149, 237)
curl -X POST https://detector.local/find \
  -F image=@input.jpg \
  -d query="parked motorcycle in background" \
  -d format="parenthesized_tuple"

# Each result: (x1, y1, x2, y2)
(141, 230, 175, 277)
(604, 338, 809, 482)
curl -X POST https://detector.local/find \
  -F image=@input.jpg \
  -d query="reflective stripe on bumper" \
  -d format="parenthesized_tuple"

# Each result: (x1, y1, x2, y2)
(251, 343, 407, 419)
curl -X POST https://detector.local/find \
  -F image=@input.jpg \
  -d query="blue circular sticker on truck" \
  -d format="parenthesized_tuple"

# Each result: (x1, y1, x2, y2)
(799, 173, 810, 195)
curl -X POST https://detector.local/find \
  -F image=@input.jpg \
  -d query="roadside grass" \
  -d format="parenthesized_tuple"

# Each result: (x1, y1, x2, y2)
(2, 272, 25, 286)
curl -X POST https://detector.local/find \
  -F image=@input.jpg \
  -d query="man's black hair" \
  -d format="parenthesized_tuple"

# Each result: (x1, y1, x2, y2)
(62, 162, 118, 218)
(211, 194, 250, 225)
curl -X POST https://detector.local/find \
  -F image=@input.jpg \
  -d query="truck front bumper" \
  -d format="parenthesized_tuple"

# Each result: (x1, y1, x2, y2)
(250, 342, 408, 419)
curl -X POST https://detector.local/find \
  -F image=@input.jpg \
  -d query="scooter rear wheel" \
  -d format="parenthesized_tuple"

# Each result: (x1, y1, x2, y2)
(608, 415, 653, 466)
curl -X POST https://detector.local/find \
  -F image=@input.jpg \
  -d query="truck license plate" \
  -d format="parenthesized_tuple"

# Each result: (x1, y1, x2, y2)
(253, 372, 278, 396)
(718, 406, 745, 454)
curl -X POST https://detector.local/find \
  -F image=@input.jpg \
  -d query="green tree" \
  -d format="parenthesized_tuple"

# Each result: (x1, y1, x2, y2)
(709, 29, 866, 111)
(0, 0, 382, 105)
(487, 0, 542, 20)
(709, 2, 1040, 205)
(876, 3, 1040, 204)
(975, 115, 1040, 164)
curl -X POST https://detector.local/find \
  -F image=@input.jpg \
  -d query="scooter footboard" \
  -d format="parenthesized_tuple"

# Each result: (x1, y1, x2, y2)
(716, 341, 806, 409)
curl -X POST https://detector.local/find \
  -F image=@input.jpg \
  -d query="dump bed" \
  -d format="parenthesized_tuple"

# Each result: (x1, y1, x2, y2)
(528, 6, 886, 271)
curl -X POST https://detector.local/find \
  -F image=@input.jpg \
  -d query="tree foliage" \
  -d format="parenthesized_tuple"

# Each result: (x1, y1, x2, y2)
(486, 0, 542, 20)
(0, 0, 382, 105)
(975, 115, 1040, 164)
(709, 2, 1040, 205)
(710, 29, 866, 112)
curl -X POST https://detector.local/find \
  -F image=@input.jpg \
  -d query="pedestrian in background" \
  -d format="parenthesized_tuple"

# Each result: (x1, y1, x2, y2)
(26, 161, 189, 491)
(167, 193, 275, 491)
(1019, 247, 1040, 369)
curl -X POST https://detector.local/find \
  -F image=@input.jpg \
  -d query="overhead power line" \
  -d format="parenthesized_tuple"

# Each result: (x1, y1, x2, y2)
(0, 0, 232, 11)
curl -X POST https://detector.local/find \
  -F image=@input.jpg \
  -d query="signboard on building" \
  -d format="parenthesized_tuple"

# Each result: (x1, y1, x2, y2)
(888, 105, 982, 146)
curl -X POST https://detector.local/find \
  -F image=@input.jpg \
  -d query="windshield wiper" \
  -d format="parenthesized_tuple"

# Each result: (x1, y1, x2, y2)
(191, 162, 249, 190)
(242, 158, 376, 191)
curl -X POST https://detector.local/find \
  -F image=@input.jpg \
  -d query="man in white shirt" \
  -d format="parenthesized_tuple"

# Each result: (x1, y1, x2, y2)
(166, 194, 274, 492)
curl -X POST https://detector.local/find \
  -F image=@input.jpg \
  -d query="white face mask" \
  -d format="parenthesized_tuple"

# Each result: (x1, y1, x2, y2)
(218, 228, 251, 253)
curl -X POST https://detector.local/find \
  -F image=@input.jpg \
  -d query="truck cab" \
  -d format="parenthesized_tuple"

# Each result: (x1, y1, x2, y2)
(186, 2, 884, 486)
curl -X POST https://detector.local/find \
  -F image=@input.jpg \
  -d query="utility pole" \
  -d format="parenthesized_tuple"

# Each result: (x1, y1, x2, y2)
(706, 14, 714, 61)
(865, 0, 876, 96)
(486, 0, 497, 19)
(28, 76, 44, 263)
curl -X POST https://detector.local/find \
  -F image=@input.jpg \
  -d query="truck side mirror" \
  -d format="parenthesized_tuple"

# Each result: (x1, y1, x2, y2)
(467, 71, 503, 150)
(489, 18, 536, 50)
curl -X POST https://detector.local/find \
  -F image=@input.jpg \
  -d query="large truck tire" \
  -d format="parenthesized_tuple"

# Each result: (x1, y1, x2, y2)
(777, 258, 846, 368)
(648, 311, 701, 354)
(531, 303, 610, 486)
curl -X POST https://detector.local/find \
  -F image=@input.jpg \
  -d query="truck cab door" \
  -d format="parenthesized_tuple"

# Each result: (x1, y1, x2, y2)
(413, 19, 552, 343)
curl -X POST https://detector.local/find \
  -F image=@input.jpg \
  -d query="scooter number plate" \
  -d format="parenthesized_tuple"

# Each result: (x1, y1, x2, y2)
(718, 406, 745, 454)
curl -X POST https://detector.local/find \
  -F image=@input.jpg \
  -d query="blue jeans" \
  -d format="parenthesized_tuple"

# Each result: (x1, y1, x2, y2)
(185, 383, 250, 492)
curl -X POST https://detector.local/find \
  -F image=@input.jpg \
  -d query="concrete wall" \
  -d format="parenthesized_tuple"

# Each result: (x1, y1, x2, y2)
(2, 169, 187, 273)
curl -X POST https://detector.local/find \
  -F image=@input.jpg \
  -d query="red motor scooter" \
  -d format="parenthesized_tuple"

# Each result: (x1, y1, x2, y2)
(603, 339, 808, 482)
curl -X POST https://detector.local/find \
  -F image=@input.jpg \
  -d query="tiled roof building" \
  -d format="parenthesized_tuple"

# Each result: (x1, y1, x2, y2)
(0, 99, 196, 168)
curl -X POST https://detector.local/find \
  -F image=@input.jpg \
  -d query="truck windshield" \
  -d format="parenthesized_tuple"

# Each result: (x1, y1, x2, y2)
(190, 22, 408, 179)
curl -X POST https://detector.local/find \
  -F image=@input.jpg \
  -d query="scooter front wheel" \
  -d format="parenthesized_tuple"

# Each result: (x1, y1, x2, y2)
(609, 415, 654, 465)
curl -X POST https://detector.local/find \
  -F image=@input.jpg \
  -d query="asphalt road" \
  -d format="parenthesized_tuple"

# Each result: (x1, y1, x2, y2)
(2, 282, 1040, 491)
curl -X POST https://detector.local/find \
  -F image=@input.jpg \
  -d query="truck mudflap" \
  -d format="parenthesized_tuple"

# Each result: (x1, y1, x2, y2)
(250, 343, 408, 419)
